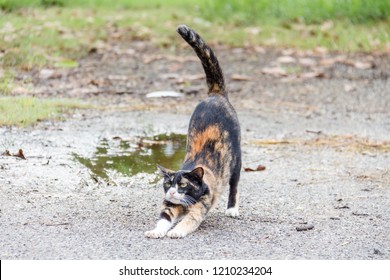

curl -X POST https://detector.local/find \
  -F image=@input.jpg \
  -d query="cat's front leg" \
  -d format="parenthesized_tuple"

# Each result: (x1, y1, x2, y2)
(167, 201, 209, 238)
(145, 203, 184, 238)
(145, 218, 173, 238)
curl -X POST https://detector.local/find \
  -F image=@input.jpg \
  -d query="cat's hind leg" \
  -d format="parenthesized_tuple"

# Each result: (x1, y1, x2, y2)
(225, 167, 240, 217)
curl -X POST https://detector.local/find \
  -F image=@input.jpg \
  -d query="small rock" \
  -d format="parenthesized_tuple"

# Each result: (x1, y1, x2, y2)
(146, 91, 184, 98)
(39, 68, 55, 79)
(373, 249, 384, 255)
(296, 224, 314, 231)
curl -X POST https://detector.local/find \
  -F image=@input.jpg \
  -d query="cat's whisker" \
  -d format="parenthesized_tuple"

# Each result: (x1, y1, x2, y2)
(181, 195, 197, 208)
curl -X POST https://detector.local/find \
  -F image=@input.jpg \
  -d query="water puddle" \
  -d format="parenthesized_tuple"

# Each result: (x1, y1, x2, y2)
(74, 133, 186, 181)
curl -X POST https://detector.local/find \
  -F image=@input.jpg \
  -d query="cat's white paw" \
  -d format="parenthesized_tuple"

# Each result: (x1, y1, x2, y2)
(225, 207, 239, 217)
(145, 229, 166, 239)
(167, 229, 188, 239)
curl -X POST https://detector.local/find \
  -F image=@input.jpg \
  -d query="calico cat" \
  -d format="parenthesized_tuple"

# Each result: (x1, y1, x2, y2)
(145, 25, 241, 239)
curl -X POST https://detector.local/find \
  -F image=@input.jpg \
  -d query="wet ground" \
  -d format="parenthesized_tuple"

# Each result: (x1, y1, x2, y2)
(0, 40, 389, 259)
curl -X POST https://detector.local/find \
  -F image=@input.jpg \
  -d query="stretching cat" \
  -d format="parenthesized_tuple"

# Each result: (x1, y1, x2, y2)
(145, 25, 241, 239)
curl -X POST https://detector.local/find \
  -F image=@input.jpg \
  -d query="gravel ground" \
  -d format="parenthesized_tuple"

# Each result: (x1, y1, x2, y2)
(0, 42, 389, 259)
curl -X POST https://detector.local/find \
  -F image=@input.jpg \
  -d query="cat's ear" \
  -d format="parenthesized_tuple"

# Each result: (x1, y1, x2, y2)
(184, 167, 204, 183)
(157, 164, 174, 178)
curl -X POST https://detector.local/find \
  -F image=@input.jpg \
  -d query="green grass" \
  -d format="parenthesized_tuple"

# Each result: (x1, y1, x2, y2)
(1, 0, 389, 22)
(0, 1, 388, 68)
(0, 96, 88, 126)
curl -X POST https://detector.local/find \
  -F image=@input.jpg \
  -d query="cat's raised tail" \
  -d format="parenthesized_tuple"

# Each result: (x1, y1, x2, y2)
(177, 24, 226, 97)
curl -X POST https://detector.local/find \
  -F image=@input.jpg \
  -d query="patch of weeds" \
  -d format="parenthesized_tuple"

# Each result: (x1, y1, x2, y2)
(0, 96, 89, 126)
(41, 0, 64, 8)
(1, 1, 389, 72)
(0, 70, 14, 95)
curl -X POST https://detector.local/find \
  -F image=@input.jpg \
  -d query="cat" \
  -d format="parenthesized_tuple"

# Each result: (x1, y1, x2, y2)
(145, 25, 241, 239)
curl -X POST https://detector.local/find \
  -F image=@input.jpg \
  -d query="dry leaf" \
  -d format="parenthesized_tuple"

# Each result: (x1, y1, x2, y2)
(300, 71, 325, 79)
(277, 56, 296, 64)
(2, 149, 26, 159)
(14, 149, 26, 159)
(319, 55, 346, 66)
(353, 61, 374, 70)
(344, 84, 356, 92)
(254, 46, 266, 54)
(39, 69, 55, 80)
(231, 74, 252, 81)
(281, 49, 295, 56)
(143, 54, 197, 64)
(320, 21, 334, 31)
(262, 67, 287, 77)
(314, 47, 328, 55)
(245, 27, 261, 35)
(298, 58, 317, 67)
(183, 74, 205, 81)
(244, 165, 266, 172)
(1, 150, 11, 156)
(89, 79, 111, 87)
(108, 75, 129, 81)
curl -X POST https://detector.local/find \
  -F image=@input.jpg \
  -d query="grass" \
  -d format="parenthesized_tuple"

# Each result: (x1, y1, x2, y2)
(0, 0, 389, 70)
(0, 96, 88, 126)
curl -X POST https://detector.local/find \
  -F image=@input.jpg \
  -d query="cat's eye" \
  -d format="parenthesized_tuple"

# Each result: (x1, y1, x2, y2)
(164, 181, 172, 187)
(178, 182, 187, 188)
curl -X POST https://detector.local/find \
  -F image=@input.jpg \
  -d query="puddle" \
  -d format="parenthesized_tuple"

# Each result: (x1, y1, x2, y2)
(74, 133, 187, 180)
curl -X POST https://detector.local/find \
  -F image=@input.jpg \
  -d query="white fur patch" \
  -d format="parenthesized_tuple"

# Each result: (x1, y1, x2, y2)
(225, 207, 239, 217)
(167, 229, 188, 239)
(145, 219, 173, 239)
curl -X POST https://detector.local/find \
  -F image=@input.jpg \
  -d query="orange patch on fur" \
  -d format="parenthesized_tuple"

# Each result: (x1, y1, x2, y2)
(210, 83, 220, 93)
(186, 125, 221, 160)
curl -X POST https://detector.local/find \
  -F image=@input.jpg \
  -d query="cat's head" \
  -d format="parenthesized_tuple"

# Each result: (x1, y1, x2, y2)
(157, 165, 206, 207)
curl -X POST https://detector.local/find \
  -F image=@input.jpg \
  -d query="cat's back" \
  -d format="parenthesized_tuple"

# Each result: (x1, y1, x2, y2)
(183, 95, 241, 173)
(189, 96, 240, 137)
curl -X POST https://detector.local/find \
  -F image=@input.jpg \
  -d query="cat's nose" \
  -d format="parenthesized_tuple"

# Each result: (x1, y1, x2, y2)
(169, 189, 176, 196)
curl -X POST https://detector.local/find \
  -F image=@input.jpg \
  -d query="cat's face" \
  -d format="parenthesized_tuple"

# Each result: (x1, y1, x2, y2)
(158, 165, 205, 207)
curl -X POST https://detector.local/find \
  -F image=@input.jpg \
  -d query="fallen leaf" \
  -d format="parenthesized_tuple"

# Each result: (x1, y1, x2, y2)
(244, 165, 266, 172)
(344, 84, 356, 92)
(298, 58, 317, 67)
(314, 46, 328, 55)
(108, 75, 129, 81)
(161, 73, 180, 80)
(261, 67, 287, 77)
(320, 20, 334, 31)
(1, 150, 11, 156)
(39, 69, 56, 79)
(254, 46, 266, 54)
(277, 56, 296, 64)
(281, 49, 295, 56)
(231, 74, 252, 81)
(245, 27, 261, 35)
(1, 149, 26, 159)
(89, 79, 112, 87)
(143, 54, 197, 64)
(353, 61, 374, 70)
(183, 74, 205, 81)
(14, 149, 26, 159)
(300, 71, 325, 79)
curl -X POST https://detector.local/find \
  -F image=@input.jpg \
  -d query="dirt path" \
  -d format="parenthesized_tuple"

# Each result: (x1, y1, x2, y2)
(1, 42, 389, 259)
